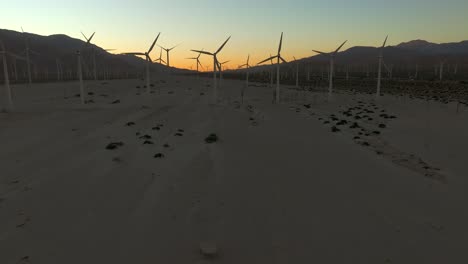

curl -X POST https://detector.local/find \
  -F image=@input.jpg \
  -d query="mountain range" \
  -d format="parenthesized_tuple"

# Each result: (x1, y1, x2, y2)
(1, 28, 467, 77)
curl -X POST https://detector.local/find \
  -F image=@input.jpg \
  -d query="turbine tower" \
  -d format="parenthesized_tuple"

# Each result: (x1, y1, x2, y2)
(121, 33, 161, 93)
(191, 36, 231, 102)
(313, 40, 347, 99)
(376, 36, 388, 98)
(257, 32, 287, 104)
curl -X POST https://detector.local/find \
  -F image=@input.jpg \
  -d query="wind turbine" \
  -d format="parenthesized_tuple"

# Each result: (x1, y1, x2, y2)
(238, 54, 251, 104)
(218, 60, 230, 85)
(186, 50, 203, 77)
(239, 54, 250, 87)
(376, 36, 388, 98)
(81, 32, 98, 81)
(155, 48, 167, 65)
(121, 33, 161, 93)
(191, 36, 231, 102)
(293, 56, 299, 87)
(158, 43, 180, 67)
(257, 32, 287, 104)
(438, 58, 446, 81)
(0, 40, 13, 111)
(313, 40, 347, 99)
(21, 27, 32, 85)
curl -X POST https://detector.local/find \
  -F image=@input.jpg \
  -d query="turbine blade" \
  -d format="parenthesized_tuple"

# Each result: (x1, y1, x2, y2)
(335, 40, 347, 53)
(81, 31, 88, 41)
(122, 52, 146, 56)
(278, 32, 283, 54)
(169, 43, 181, 51)
(247, 54, 250, 65)
(148, 32, 161, 53)
(215, 36, 231, 54)
(280, 56, 287, 63)
(258, 56, 277, 65)
(197, 48, 204, 59)
(382, 35, 388, 48)
(191, 50, 213, 56)
(198, 60, 202, 67)
(88, 32, 96, 43)
(313, 50, 327, 55)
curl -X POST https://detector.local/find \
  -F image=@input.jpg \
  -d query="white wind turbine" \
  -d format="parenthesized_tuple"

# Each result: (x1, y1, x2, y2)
(122, 33, 161, 93)
(376, 35, 388, 98)
(438, 58, 446, 81)
(191, 36, 231, 102)
(313, 40, 347, 99)
(257, 32, 287, 104)
(81, 31, 98, 80)
(293, 56, 299, 87)
(20, 27, 33, 85)
(0, 40, 13, 111)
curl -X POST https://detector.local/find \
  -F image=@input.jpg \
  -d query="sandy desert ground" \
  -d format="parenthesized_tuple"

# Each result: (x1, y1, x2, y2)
(1, 75, 467, 263)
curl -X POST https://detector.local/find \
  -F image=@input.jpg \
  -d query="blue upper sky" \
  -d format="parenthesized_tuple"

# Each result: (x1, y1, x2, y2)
(3, 0, 468, 69)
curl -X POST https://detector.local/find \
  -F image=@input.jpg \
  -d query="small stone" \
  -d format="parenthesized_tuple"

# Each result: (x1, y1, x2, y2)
(199, 242, 218, 258)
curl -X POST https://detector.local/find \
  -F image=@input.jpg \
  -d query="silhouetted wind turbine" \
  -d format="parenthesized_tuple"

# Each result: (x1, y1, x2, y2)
(122, 33, 161, 93)
(257, 32, 287, 104)
(238, 54, 251, 89)
(155, 48, 167, 65)
(0, 40, 13, 111)
(186, 50, 203, 76)
(218, 60, 230, 84)
(376, 36, 388, 98)
(191, 36, 231, 102)
(158, 43, 180, 67)
(313, 40, 347, 99)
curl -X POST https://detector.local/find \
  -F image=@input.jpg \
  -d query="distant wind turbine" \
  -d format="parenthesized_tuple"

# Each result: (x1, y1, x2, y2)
(0, 40, 13, 111)
(186, 49, 203, 77)
(191, 36, 231, 102)
(257, 32, 287, 104)
(218, 60, 230, 84)
(155, 48, 167, 65)
(238, 54, 251, 94)
(158, 43, 180, 67)
(20, 27, 39, 86)
(293, 56, 299, 87)
(121, 33, 161, 93)
(376, 35, 388, 98)
(313, 40, 347, 99)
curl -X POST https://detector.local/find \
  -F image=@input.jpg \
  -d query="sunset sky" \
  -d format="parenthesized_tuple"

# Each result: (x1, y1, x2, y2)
(3, 0, 468, 70)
